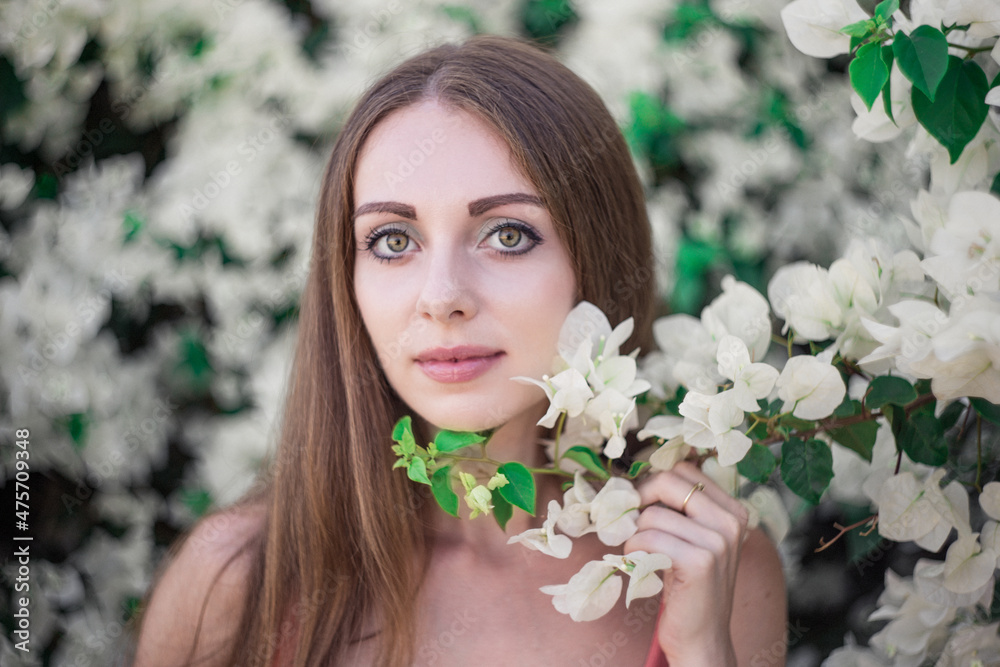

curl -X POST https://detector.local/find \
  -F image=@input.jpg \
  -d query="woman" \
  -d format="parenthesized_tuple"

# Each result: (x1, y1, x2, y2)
(131, 35, 786, 666)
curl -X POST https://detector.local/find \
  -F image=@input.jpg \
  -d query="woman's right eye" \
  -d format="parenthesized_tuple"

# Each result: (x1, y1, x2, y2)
(363, 227, 412, 262)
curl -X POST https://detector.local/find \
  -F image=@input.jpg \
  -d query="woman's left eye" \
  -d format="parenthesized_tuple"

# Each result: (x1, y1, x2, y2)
(482, 220, 543, 255)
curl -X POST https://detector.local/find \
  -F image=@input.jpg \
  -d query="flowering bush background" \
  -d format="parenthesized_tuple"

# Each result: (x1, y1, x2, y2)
(0, 0, 997, 664)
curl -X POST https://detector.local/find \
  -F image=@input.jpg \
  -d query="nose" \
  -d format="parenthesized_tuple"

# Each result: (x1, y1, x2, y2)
(415, 249, 477, 322)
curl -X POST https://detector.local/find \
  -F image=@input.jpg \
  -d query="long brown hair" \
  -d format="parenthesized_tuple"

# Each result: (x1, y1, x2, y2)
(137, 34, 658, 667)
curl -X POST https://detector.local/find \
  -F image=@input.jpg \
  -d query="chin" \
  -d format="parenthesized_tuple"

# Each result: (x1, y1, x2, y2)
(412, 395, 546, 437)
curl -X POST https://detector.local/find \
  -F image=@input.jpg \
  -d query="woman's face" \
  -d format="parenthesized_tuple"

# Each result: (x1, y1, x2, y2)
(352, 100, 577, 433)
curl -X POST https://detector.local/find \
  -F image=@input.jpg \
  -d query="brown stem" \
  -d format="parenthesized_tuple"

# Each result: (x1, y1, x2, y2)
(815, 515, 878, 553)
(761, 393, 936, 445)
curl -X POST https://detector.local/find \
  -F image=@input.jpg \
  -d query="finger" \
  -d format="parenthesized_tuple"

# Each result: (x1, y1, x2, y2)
(634, 505, 731, 556)
(637, 471, 749, 544)
(625, 528, 724, 585)
(670, 462, 748, 518)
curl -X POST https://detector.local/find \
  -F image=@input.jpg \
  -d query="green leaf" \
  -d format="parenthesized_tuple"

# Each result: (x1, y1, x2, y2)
(841, 19, 874, 38)
(972, 398, 1000, 426)
(492, 490, 513, 531)
(834, 397, 863, 418)
(912, 56, 990, 164)
(737, 443, 777, 483)
(892, 26, 949, 101)
(433, 429, 486, 453)
(777, 414, 816, 431)
(780, 437, 834, 505)
(392, 417, 409, 441)
(850, 33, 867, 53)
(562, 446, 611, 479)
(406, 457, 431, 485)
(880, 45, 896, 124)
(898, 412, 947, 465)
(829, 420, 879, 462)
(627, 460, 651, 479)
(431, 466, 459, 517)
(938, 399, 966, 432)
(850, 42, 890, 111)
(874, 0, 899, 22)
(866, 376, 918, 410)
(991, 172, 1000, 197)
(497, 462, 536, 515)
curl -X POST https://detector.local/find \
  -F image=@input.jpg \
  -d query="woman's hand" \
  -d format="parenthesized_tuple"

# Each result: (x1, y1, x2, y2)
(623, 461, 750, 667)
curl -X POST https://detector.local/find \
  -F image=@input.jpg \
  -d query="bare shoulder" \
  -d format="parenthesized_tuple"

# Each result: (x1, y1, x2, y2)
(731, 527, 787, 666)
(132, 501, 267, 667)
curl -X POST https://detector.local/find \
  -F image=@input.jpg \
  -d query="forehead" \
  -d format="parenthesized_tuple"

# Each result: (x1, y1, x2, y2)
(353, 100, 538, 206)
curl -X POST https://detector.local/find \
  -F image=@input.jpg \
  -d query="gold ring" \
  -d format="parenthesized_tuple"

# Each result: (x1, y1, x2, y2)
(680, 482, 705, 514)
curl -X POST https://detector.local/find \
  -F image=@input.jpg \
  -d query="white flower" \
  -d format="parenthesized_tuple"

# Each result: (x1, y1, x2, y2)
(868, 567, 956, 663)
(513, 367, 594, 428)
(934, 622, 1000, 667)
(716, 335, 779, 412)
(701, 276, 773, 361)
(859, 299, 947, 376)
(979, 482, 1000, 521)
(639, 415, 689, 472)
(901, 296, 1000, 403)
(590, 477, 641, 546)
(775, 356, 846, 420)
(584, 387, 637, 459)
(943, 533, 996, 595)
(920, 192, 1000, 299)
(605, 550, 673, 607)
(943, 0, 1000, 40)
(780, 0, 870, 58)
(540, 559, 622, 621)
(679, 390, 753, 466)
(507, 500, 573, 559)
(647, 314, 722, 394)
(872, 470, 972, 550)
(558, 472, 598, 538)
(768, 262, 843, 342)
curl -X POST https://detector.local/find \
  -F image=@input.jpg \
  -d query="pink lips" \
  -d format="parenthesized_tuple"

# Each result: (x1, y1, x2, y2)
(415, 345, 504, 383)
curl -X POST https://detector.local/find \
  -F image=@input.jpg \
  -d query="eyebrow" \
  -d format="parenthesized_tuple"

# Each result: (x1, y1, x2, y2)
(353, 201, 416, 220)
(352, 192, 545, 222)
(467, 193, 544, 217)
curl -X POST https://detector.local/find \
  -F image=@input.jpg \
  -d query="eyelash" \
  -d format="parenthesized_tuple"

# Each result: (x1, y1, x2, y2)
(360, 219, 544, 263)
